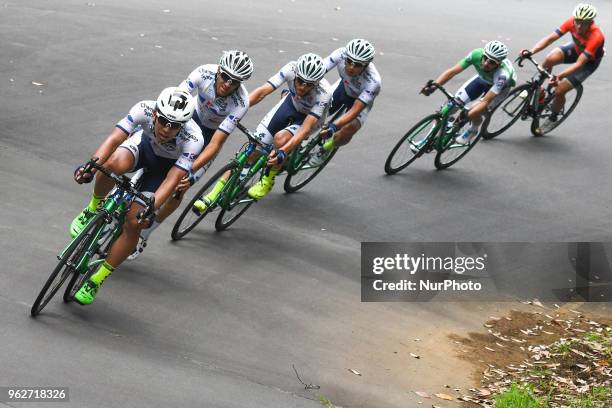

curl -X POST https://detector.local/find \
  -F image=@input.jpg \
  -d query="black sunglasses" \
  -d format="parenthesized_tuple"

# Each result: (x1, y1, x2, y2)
(295, 76, 317, 87)
(346, 57, 366, 68)
(218, 71, 242, 86)
(482, 55, 500, 66)
(156, 111, 183, 129)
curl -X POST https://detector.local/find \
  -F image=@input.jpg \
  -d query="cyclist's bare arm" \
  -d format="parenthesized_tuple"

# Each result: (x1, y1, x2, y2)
(435, 64, 464, 86)
(249, 83, 275, 107)
(280, 114, 319, 153)
(154, 167, 188, 210)
(91, 127, 129, 164)
(333, 99, 366, 128)
(530, 32, 561, 54)
(469, 89, 498, 118)
(190, 130, 229, 173)
(557, 53, 590, 80)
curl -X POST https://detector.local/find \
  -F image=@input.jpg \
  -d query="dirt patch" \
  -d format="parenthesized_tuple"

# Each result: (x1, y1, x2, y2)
(444, 303, 612, 407)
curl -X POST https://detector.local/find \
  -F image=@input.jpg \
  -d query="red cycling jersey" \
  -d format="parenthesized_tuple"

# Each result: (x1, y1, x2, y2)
(556, 17, 605, 60)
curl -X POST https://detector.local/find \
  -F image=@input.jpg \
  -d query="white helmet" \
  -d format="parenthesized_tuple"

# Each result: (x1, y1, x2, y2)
(573, 3, 597, 21)
(156, 87, 196, 123)
(295, 53, 326, 83)
(219, 50, 254, 81)
(484, 40, 509, 62)
(346, 38, 375, 63)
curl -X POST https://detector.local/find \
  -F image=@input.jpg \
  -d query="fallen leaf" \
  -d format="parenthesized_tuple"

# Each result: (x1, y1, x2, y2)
(434, 393, 454, 401)
(414, 391, 430, 398)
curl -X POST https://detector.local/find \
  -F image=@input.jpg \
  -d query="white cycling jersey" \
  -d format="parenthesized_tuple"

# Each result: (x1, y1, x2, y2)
(266, 61, 332, 118)
(116, 101, 205, 172)
(324, 47, 382, 106)
(179, 64, 249, 134)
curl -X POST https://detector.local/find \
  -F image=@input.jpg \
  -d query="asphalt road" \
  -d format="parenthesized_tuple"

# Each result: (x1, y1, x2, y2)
(1, 0, 611, 407)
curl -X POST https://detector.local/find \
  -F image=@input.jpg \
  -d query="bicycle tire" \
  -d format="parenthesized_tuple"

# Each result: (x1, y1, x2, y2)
(481, 83, 532, 140)
(283, 145, 338, 193)
(531, 83, 583, 136)
(214, 168, 260, 231)
(434, 130, 482, 170)
(31, 212, 106, 316)
(384, 114, 440, 174)
(171, 162, 237, 240)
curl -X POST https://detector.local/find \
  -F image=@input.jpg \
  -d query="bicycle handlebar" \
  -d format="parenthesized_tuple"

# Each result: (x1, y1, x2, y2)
(425, 80, 466, 108)
(84, 158, 155, 212)
(516, 55, 553, 79)
(235, 122, 273, 153)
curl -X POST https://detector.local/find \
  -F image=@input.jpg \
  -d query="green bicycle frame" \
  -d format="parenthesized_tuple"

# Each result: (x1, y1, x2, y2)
(58, 193, 129, 274)
(217, 145, 270, 209)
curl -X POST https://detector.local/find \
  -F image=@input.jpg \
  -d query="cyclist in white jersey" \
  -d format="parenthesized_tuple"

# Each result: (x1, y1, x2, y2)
(310, 38, 382, 165)
(193, 53, 331, 206)
(421, 40, 516, 145)
(134, 50, 253, 254)
(246, 53, 332, 200)
(70, 87, 203, 304)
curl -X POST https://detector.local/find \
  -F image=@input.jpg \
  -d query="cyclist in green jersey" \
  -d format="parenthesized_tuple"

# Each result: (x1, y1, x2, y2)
(421, 41, 516, 144)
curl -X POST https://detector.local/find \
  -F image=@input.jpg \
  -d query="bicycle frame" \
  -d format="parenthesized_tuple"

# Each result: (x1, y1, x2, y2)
(58, 188, 134, 273)
(214, 123, 273, 210)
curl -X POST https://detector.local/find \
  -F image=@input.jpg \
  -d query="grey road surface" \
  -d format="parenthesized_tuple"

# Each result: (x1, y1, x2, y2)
(1, 0, 610, 407)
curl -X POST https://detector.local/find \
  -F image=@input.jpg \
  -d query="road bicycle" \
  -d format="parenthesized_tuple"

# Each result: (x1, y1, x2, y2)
(384, 81, 480, 174)
(480, 55, 583, 139)
(31, 160, 154, 316)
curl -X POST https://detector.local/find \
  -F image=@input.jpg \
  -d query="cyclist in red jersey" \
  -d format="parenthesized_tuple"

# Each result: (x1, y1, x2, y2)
(520, 3, 605, 134)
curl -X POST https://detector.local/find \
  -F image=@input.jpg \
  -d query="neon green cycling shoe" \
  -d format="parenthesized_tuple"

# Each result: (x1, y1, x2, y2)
(74, 279, 99, 305)
(70, 207, 96, 238)
(192, 198, 211, 216)
(248, 173, 276, 200)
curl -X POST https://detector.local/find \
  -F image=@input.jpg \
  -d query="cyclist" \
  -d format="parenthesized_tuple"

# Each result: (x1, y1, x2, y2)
(70, 87, 203, 304)
(134, 50, 253, 256)
(195, 53, 331, 204)
(520, 3, 604, 134)
(422, 40, 516, 145)
(309, 38, 382, 165)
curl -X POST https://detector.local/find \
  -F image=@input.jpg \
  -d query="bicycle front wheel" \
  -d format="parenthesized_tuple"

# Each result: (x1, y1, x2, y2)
(384, 114, 440, 174)
(531, 83, 583, 136)
(481, 83, 532, 140)
(434, 125, 482, 170)
(31, 212, 106, 316)
(171, 162, 237, 240)
(214, 170, 258, 231)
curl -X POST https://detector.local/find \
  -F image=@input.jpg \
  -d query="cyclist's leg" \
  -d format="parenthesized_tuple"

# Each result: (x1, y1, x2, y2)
(248, 97, 304, 199)
(455, 76, 491, 143)
(541, 45, 566, 71)
(325, 79, 358, 149)
(551, 58, 598, 114)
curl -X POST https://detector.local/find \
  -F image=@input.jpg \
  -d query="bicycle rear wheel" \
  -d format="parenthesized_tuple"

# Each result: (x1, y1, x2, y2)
(531, 83, 583, 136)
(283, 139, 338, 193)
(31, 212, 105, 316)
(171, 162, 236, 240)
(434, 123, 482, 170)
(481, 84, 532, 140)
(384, 114, 440, 174)
(214, 170, 258, 231)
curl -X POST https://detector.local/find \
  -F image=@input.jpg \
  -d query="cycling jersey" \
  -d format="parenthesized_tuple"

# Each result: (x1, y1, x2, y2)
(266, 61, 332, 118)
(555, 17, 605, 60)
(115, 100, 204, 172)
(323, 47, 382, 106)
(458, 48, 517, 94)
(179, 64, 249, 135)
